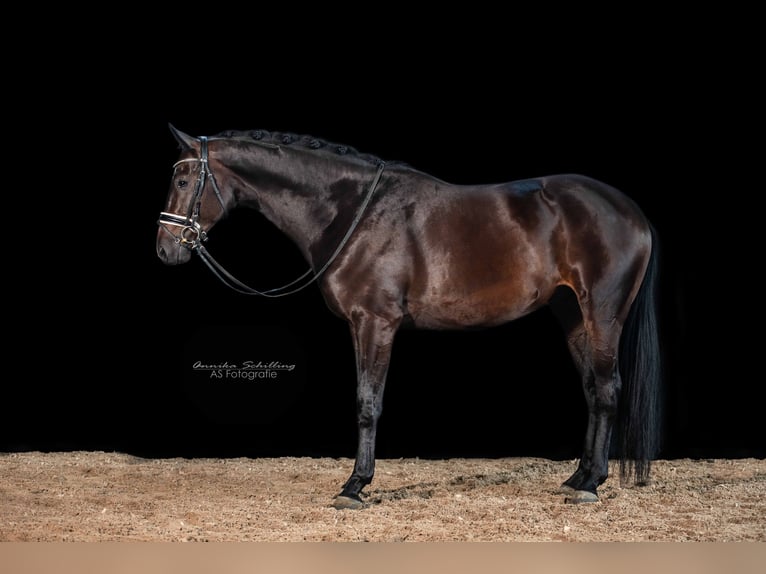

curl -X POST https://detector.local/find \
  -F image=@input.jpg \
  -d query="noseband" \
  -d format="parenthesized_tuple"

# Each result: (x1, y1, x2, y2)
(158, 136, 386, 297)
(157, 136, 226, 250)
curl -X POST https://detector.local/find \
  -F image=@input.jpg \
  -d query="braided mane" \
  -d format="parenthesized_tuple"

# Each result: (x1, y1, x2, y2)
(212, 129, 390, 165)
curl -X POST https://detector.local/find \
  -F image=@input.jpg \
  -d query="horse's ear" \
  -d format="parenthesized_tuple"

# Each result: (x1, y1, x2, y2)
(168, 123, 197, 150)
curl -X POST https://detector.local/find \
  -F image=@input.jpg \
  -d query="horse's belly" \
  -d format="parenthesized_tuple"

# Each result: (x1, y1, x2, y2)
(406, 284, 547, 329)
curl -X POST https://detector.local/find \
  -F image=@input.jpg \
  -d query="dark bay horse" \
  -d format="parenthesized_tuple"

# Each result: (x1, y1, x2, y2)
(157, 124, 661, 508)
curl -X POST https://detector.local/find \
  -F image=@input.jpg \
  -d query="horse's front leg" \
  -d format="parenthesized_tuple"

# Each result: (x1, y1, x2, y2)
(332, 312, 400, 509)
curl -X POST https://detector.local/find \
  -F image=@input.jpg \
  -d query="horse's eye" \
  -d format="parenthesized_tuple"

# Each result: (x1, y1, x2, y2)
(176, 179, 188, 189)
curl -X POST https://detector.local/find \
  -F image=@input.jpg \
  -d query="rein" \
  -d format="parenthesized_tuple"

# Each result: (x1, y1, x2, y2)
(158, 137, 386, 297)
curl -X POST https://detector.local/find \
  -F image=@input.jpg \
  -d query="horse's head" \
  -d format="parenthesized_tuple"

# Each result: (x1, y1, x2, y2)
(156, 124, 231, 265)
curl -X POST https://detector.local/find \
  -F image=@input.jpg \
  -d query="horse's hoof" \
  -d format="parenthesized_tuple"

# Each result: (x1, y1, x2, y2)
(564, 490, 599, 504)
(559, 484, 576, 495)
(332, 495, 365, 510)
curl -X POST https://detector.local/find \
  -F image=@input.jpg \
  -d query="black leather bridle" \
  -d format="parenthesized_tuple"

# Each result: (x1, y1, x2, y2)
(157, 136, 226, 250)
(158, 136, 386, 297)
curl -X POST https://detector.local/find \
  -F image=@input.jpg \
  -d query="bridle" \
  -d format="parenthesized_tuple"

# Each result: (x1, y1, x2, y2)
(158, 136, 386, 297)
(158, 136, 226, 250)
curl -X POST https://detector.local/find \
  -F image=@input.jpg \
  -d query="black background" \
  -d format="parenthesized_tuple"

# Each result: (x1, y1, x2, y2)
(4, 19, 761, 462)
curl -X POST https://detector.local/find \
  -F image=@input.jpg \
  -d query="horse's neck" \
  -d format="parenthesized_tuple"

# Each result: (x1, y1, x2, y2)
(235, 154, 372, 268)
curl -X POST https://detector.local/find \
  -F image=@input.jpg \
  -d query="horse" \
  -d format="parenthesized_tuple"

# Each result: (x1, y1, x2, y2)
(156, 124, 661, 508)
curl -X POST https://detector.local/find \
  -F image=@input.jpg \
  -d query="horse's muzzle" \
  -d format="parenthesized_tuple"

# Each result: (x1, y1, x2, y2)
(156, 228, 193, 265)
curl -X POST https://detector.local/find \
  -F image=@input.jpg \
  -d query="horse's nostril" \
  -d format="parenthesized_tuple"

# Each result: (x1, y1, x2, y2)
(158, 246, 167, 261)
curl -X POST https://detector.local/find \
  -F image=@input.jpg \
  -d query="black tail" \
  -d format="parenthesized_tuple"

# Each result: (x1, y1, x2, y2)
(618, 223, 662, 486)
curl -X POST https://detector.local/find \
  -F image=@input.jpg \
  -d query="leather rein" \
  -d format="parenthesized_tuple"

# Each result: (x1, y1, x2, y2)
(158, 136, 386, 297)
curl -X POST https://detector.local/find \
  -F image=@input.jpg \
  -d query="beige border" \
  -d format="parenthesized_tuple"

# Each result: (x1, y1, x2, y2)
(1, 543, 765, 574)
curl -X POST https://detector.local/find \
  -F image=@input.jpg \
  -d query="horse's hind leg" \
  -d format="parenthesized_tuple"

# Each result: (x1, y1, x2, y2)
(551, 288, 621, 503)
